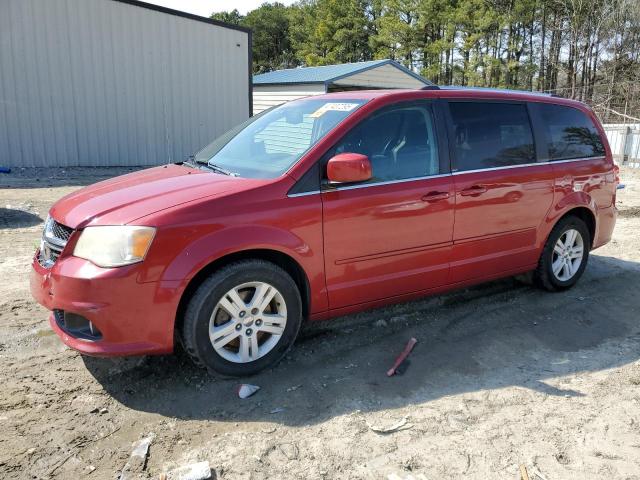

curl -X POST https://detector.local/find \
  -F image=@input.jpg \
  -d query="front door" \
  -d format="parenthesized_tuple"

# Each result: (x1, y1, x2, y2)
(446, 101, 555, 282)
(321, 102, 454, 309)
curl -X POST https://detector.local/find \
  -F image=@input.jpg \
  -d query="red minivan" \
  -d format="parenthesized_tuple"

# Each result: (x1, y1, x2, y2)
(30, 87, 618, 376)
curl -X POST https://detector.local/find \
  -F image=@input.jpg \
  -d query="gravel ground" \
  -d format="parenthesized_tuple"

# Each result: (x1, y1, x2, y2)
(1, 166, 640, 480)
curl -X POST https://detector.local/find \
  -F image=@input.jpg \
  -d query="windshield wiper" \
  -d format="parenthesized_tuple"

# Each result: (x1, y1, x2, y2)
(185, 155, 239, 176)
(206, 162, 239, 177)
(184, 155, 212, 168)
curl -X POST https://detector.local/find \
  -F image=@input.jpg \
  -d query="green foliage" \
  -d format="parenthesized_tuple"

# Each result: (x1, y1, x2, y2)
(291, 0, 374, 65)
(212, 0, 640, 114)
(210, 9, 243, 25)
(211, 3, 298, 73)
(244, 3, 297, 72)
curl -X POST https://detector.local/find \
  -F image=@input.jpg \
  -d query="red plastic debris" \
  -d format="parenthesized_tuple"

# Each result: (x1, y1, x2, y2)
(386, 337, 418, 377)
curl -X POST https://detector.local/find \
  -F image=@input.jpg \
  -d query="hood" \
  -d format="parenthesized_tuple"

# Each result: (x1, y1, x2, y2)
(50, 164, 261, 228)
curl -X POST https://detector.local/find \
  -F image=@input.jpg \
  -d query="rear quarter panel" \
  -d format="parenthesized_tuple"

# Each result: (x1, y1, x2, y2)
(547, 157, 616, 248)
(532, 101, 616, 251)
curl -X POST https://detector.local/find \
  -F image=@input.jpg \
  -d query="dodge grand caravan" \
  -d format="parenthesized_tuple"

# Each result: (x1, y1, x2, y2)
(30, 87, 618, 376)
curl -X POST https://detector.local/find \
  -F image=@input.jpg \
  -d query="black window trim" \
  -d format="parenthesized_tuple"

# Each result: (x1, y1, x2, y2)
(287, 99, 450, 196)
(287, 162, 321, 196)
(527, 101, 550, 162)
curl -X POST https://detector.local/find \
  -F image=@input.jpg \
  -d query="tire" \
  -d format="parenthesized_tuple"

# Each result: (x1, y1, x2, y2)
(181, 260, 302, 376)
(534, 215, 590, 292)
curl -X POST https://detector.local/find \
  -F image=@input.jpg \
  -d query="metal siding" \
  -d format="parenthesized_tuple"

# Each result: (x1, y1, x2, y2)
(0, 0, 250, 167)
(603, 123, 640, 165)
(252, 84, 326, 114)
(332, 64, 426, 89)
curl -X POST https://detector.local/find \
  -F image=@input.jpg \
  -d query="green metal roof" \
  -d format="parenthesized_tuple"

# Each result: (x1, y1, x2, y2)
(252, 59, 432, 86)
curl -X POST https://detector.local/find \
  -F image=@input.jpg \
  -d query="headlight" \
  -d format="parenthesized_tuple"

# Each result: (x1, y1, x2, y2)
(73, 226, 156, 267)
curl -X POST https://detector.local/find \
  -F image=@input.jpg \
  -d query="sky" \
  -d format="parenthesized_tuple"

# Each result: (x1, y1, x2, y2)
(144, 0, 296, 16)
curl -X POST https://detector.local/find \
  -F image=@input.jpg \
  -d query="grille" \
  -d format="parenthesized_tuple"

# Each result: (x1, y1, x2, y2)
(53, 309, 64, 325)
(53, 309, 102, 341)
(38, 217, 74, 268)
(51, 221, 73, 242)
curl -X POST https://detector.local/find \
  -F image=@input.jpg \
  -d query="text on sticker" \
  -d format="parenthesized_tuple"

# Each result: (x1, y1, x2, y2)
(309, 103, 359, 118)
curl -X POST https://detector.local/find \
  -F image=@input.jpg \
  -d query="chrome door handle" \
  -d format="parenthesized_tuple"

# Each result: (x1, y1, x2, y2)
(460, 185, 487, 196)
(421, 191, 450, 202)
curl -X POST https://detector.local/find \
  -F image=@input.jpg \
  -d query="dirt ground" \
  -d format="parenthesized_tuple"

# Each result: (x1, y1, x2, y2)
(1, 166, 640, 480)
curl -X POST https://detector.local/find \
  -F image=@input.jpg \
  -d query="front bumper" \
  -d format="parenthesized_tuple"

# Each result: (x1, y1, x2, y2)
(30, 253, 179, 356)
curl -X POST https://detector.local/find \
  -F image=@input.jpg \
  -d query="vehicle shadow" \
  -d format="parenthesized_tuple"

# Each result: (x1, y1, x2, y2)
(83, 253, 640, 426)
(0, 208, 43, 229)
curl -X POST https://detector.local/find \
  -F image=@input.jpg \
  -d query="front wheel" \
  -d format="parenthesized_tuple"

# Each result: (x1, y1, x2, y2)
(181, 260, 302, 376)
(534, 216, 590, 291)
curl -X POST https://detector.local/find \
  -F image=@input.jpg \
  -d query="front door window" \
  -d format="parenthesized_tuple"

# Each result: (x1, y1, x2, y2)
(330, 104, 439, 184)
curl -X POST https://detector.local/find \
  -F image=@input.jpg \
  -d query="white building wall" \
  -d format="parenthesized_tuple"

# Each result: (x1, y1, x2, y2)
(0, 0, 250, 167)
(252, 84, 326, 114)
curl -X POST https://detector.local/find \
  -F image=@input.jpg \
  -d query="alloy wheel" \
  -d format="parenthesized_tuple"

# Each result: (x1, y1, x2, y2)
(551, 228, 584, 282)
(209, 281, 287, 363)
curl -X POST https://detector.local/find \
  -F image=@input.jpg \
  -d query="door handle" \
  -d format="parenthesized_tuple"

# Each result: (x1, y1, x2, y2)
(460, 185, 487, 196)
(421, 191, 450, 202)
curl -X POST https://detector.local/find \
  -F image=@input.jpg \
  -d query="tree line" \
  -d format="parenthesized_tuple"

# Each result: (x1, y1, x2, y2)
(212, 0, 640, 121)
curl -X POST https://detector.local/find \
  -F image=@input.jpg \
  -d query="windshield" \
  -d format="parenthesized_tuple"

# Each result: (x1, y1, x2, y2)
(194, 98, 367, 178)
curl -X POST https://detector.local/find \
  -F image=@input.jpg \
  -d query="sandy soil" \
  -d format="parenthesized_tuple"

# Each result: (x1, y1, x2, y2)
(1, 166, 640, 480)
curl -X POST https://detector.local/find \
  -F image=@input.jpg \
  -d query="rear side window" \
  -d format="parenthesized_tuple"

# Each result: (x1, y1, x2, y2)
(449, 102, 535, 172)
(537, 104, 605, 161)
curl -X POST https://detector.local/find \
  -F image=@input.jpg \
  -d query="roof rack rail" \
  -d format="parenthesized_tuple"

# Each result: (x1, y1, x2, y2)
(420, 84, 566, 98)
(434, 85, 556, 97)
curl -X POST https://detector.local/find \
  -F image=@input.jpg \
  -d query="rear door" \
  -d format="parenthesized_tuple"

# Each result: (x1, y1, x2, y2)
(446, 100, 555, 282)
(321, 101, 454, 309)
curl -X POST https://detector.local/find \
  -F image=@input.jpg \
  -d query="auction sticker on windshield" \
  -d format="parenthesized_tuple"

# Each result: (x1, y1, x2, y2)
(309, 103, 360, 118)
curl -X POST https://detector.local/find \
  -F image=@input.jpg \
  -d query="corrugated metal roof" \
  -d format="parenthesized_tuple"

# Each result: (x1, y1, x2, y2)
(113, 0, 252, 33)
(253, 59, 432, 86)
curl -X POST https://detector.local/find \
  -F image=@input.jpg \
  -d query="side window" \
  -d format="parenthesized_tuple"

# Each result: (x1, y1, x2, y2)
(449, 102, 535, 172)
(537, 104, 605, 161)
(331, 104, 439, 183)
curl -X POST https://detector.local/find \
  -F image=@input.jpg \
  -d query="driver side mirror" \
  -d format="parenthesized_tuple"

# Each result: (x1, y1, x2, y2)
(327, 153, 372, 184)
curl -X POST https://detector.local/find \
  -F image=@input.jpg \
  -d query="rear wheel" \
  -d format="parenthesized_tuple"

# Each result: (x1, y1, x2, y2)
(534, 215, 590, 291)
(182, 260, 302, 376)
